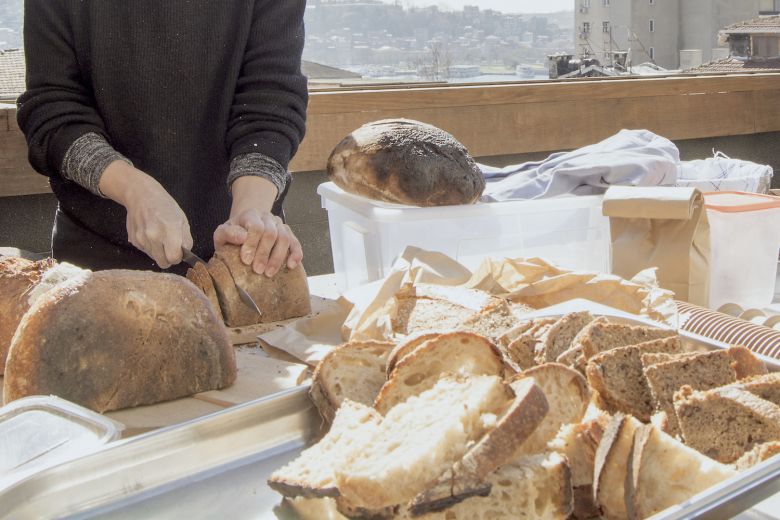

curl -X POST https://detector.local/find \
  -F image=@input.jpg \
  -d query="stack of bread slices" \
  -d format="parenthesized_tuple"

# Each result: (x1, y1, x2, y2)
(268, 285, 780, 520)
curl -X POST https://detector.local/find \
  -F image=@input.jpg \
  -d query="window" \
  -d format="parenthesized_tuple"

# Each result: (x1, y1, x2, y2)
(603, 0, 610, 6)
(649, 0, 655, 4)
(603, 21, 610, 33)
(649, 47, 655, 60)
(583, 0, 591, 6)
(649, 19, 655, 32)
(583, 22, 591, 34)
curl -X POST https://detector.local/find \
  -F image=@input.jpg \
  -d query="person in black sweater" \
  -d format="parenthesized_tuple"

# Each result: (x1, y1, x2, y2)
(17, 0, 308, 277)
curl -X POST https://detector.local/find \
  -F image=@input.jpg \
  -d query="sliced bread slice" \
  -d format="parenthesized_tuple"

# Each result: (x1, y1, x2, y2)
(728, 345, 768, 380)
(547, 420, 603, 520)
(574, 317, 677, 360)
(626, 424, 737, 520)
(733, 441, 780, 471)
(268, 400, 382, 498)
(555, 344, 585, 373)
(511, 363, 591, 457)
(642, 348, 737, 435)
(722, 371, 780, 407)
(408, 378, 549, 515)
(506, 334, 538, 371)
(674, 385, 780, 463)
(335, 374, 512, 510)
(374, 332, 505, 415)
(385, 331, 442, 376)
(391, 284, 503, 336)
(457, 299, 521, 342)
(310, 340, 395, 424)
(405, 452, 573, 520)
(498, 317, 557, 348)
(185, 262, 224, 323)
(593, 413, 643, 520)
(586, 336, 683, 421)
(536, 311, 595, 364)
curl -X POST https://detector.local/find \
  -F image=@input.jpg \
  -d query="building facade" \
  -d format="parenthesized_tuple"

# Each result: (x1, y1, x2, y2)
(575, 0, 778, 69)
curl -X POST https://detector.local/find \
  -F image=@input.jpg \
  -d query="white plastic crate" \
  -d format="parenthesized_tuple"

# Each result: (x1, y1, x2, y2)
(318, 182, 611, 289)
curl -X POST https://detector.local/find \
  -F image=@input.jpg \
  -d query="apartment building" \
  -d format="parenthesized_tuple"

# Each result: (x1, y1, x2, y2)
(575, 0, 779, 69)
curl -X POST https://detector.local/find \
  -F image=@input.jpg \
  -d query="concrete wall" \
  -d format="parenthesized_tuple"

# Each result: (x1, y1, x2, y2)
(680, 0, 760, 63)
(3, 131, 779, 276)
(632, 0, 680, 69)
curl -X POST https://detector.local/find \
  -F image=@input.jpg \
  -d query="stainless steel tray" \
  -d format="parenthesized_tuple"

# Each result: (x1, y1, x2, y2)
(2, 299, 780, 519)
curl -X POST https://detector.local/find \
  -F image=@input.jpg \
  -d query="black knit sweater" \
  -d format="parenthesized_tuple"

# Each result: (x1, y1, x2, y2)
(17, 0, 308, 262)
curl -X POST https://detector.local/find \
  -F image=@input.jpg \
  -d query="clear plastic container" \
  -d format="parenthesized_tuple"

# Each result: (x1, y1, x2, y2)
(318, 182, 611, 289)
(705, 192, 780, 310)
(0, 395, 123, 491)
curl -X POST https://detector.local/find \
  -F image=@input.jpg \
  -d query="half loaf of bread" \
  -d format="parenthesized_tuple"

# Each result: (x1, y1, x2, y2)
(3, 270, 236, 412)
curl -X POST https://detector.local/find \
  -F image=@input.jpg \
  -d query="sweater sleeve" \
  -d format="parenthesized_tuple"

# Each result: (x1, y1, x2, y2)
(16, 0, 110, 179)
(225, 0, 308, 172)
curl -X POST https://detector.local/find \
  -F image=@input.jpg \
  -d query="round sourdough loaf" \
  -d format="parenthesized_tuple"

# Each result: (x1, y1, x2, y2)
(3, 270, 235, 412)
(0, 256, 56, 374)
(326, 119, 485, 206)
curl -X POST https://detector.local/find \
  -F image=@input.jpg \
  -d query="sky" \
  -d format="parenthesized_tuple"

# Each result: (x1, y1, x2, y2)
(399, 0, 573, 14)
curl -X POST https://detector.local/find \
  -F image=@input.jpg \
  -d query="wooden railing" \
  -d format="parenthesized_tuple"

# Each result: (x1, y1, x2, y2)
(3, 73, 780, 197)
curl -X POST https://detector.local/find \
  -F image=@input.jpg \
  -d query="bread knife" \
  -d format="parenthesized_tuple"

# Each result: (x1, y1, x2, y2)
(181, 247, 263, 317)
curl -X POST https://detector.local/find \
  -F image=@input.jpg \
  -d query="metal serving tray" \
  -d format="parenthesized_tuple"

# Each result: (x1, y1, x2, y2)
(2, 299, 780, 519)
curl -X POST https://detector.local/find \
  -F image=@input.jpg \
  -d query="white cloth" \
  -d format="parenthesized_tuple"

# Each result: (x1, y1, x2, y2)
(676, 151, 773, 193)
(480, 129, 679, 201)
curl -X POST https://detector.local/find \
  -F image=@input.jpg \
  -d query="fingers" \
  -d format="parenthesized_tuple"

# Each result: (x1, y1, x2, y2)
(238, 211, 265, 267)
(125, 200, 190, 269)
(287, 228, 303, 269)
(265, 220, 290, 277)
(213, 223, 247, 248)
(252, 215, 280, 275)
(230, 210, 304, 277)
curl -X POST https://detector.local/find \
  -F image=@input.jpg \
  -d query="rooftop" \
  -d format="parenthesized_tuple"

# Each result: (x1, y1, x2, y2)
(685, 56, 780, 73)
(0, 51, 361, 100)
(722, 15, 780, 35)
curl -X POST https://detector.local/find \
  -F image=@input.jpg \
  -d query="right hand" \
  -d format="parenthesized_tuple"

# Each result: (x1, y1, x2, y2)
(99, 161, 193, 269)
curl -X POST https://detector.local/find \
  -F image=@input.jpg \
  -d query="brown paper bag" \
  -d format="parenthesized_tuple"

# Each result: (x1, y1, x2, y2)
(603, 186, 710, 306)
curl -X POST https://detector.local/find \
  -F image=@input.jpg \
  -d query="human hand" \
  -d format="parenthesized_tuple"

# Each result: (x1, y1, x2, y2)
(99, 161, 193, 269)
(213, 208, 302, 277)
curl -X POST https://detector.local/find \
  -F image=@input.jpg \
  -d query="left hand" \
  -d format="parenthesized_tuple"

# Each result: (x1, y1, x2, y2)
(214, 208, 303, 277)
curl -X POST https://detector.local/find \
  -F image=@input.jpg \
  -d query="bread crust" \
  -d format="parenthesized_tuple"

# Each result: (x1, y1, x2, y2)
(3, 270, 235, 412)
(374, 332, 505, 414)
(310, 340, 395, 424)
(326, 119, 485, 207)
(385, 332, 442, 376)
(0, 256, 55, 374)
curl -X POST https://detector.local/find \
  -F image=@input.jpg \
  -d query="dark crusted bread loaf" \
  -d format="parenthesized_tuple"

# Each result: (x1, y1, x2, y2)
(0, 256, 56, 374)
(327, 119, 485, 206)
(3, 270, 236, 412)
(209, 245, 311, 327)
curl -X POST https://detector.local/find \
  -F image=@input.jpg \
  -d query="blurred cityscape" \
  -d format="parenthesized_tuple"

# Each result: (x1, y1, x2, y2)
(304, 0, 573, 82)
(0, 0, 21, 49)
